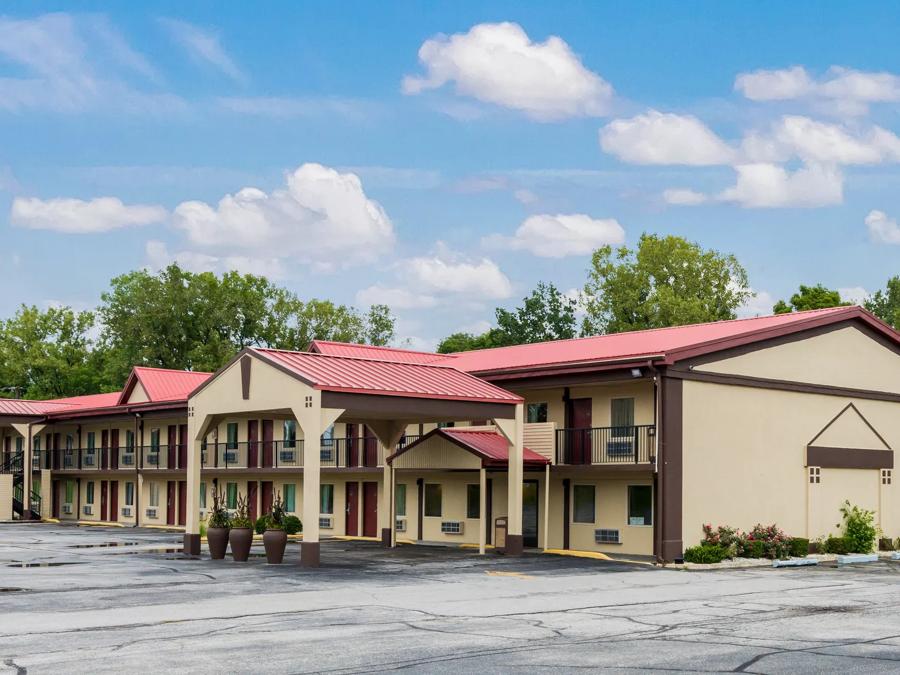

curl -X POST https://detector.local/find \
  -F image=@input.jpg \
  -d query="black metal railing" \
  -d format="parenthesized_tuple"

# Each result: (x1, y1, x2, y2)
(555, 425, 655, 465)
(0, 452, 23, 474)
(139, 444, 187, 470)
(47, 447, 140, 471)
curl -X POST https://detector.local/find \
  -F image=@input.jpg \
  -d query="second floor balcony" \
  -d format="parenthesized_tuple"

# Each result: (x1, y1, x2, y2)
(555, 425, 655, 466)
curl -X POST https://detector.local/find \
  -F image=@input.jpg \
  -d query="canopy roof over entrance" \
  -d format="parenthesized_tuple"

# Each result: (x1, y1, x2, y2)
(389, 428, 548, 469)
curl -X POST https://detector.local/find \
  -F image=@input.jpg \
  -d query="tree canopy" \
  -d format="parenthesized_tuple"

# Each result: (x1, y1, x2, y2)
(581, 234, 751, 334)
(772, 284, 851, 314)
(864, 276, 900, 329)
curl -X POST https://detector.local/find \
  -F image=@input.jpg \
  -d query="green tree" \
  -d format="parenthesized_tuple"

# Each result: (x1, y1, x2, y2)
(436, 330, 502, 354)
(494, 282, 578, 345)
(0, 305, 104, 399)
(773, 284, 850, 314)
(864, 276, 900, 329)
(581, 234, 752, 334)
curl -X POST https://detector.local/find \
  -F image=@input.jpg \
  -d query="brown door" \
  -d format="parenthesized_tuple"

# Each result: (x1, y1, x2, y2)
(248, 420, 259, 468)
(167, 426, 178, 469)
(109, 481, 119, 522)
(261, 481, 273, 516)
(101, 430, 109, 470)
(166, 481, 176, 525)
(363, 426, 378, 467)
(178, 481, 187, 526)
(567, 398, 592, 464)
(248, 481, 259, 522)
(110, 429, 119, 470)
(346, 424, 359, 467)
(262, 420, 274, 468)
(363, 482, 378, 537)
(178, 425, 188, 469)
(345, 482, 359, 536)
(100, 480, 109, 521)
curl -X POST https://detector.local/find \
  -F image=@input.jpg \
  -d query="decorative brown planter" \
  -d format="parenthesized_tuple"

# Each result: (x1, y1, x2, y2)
(264, 529, 288, 564)
(230, 527, 254, 562)
(207, 527, 230, 560)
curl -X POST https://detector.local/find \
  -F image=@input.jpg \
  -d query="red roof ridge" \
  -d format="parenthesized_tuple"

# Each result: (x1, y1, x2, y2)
(252, 346, 465, 371)
(132, 365, 213, 375)
(444, 305, 861, 358)
(310, 340, 443, 358)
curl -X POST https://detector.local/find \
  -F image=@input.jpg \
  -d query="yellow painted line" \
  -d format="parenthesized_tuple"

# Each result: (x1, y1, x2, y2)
(485, 570, 534, 579)
(460, 543, 496, 550)
(334, 535, 380, 541)
(43, 518, 60, 524)
(77, 520, 126, 528)
(544, 548, 611, 560)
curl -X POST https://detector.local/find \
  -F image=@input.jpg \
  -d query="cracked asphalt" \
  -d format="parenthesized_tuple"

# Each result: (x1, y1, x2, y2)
(1, 524, 899, 673)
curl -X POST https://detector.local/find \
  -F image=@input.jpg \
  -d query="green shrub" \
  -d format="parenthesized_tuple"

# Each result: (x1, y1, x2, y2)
(878, 538, 894, 551)
(254, 516, 268, 535)
(745, 524, 791, 559)
(839, 501, 877, 554)
(744, 540, 766, 559)
(702, 524, 741, 558)
(684, 544, 728, 564)
(789, 538, 809, 557)
(283, 515, 302, 535)
(824, 536, 851, 555)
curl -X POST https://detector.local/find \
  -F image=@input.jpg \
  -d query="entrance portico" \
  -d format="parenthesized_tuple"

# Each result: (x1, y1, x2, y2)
(185, 347, 524, 566)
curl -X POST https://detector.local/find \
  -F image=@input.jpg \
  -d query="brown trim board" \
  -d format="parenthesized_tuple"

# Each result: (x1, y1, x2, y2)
(807, 446, 894, 469)
(240, 355, 252, 400)
(807, 402, 891, 450)
(659, 375, 683, 562)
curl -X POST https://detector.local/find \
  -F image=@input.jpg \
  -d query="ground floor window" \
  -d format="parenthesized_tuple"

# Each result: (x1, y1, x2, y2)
(320, 484, 334, 514)
(573, 485, 595, 523)
(226, 482, 237, 509)
(466, 484, 480, 519)
(424, 484, 442, 517)
(199, 482, 207, 509)
(125, 482, 134, 506)
(86, 481, 95, 505)
(149, 483, 160, 507)
(395, 483, 407, 517)
(65, 480, 75, 504)
(628, 485, 652, 526)
(284, 483, 296, 512)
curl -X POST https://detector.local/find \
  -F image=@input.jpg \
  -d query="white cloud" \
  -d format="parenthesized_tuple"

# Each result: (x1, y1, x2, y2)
(838, 286, 869, 305)
(866, 209, 900, 244)
(0, 13, 184, 115)
(736, 289, 776, 318)
(355, 285, 437, 310)
(719, 162, 843, 208)
(172, 163, 395, 269)
(663, 188, 708, 206)
(404, 245, 512, 298)
(159, 18, 245, 83)
(599, 110, 734, 165)
(484, 213, 625, 258)
(402, 22, 613, 121)
(735, 65, 900, 116)
(145, 241, 285, 278)
(10, 196, 166, 233)
(514, 189, 538, 205)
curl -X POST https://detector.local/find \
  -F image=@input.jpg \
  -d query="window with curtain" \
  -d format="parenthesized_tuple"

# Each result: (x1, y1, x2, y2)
(15, 436, 23, 452)
(125, 430, 135, 451)
(573, 485, 595, 523)
(125, 482, 134, 506)
(65, 480, 75, 504)
(395, 483, 406, 517)
(86, 481, 95, 504)
(87, 432, 96, 450)
(527, 402, 548, 423)
(284, 483, 296, 512)
(149, 483, 159, 507)
(66, 434, 74, 450)
(628, 485, 653, 526)
(283, 420, 296, 448)
(199, 482, 207, 509)
(226, 482, 238, 509)
(320, 484, 334, 514)
(424, 484, 442, 517)
(611, 398, 635, 432)
(226, 423, 238, 449)
(150, 428, 160, 451)
(466, 484, 480, 519)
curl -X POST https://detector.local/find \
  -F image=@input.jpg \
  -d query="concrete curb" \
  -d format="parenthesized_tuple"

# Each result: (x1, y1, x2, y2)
(837, 553, 879, 565)
(773, 558, 819, 568)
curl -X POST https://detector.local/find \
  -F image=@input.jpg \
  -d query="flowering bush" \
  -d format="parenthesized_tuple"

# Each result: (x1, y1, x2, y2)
(701, 522, 792, 560)
(746, 523, 791, 560)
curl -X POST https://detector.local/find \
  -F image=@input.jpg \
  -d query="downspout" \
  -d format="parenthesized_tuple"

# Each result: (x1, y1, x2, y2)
(133, 413, 141, 528)
(648, 363, 664, 563)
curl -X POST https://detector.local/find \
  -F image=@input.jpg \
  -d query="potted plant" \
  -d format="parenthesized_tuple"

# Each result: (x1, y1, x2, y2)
(206, 487, 231, 560)
(229, 494, 254, 562)
(263, 492, 288, 564)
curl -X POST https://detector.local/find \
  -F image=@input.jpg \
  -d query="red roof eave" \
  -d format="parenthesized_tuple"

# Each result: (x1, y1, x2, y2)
(315, 384, 522, 405)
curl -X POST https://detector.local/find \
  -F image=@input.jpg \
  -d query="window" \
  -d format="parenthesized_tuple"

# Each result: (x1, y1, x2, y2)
(611, 398, 635, 431)
(226, 482, 238, 509)
(199, 482, 207, 509)
(125, 430, 135, 451)
(320, 484, 334, 514)
(466, 484, 480, 519)
(527, 402, 548, 424)
(628, 485, 653, 526)
(226, 423, 238, 449)
(809, 467, 821, 484)
(424, 484, 442, 517)
(283, 420, 296, 448)
(437, 422, 455, 429)
(125, 482, 134, 506)
(149, 483, 160, 507)
(66, 434, 74, 450)
(15, 436, 22, 453)
(395, 483, 406, 517)
(284, 483, 296, 512)
(33, 436, 40, 453)
(86, 481, 95, 504)
(87, 432, 96, 451)
(65, 480, 75, 504)
(883, 469, 892, 486)
(573, 485, 595, 523)
(150, 428, 160, 451)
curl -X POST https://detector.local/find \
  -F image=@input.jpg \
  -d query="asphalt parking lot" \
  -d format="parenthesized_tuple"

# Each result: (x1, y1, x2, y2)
(1, 524, 899, 673)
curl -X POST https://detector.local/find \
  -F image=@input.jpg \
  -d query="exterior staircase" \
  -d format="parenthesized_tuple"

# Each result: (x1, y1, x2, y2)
(1, 453, 41, 520)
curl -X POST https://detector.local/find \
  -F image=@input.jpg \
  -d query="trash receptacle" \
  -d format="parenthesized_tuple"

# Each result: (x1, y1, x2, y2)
(494, 517, 507, 551)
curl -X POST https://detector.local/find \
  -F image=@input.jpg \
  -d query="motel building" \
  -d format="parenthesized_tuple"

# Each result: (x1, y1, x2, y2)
(0, 305, 898, 565)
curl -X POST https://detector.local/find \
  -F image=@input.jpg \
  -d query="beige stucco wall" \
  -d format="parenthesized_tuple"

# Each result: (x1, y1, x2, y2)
(513, 381, 655, 429)
(0, 474, 12, 521)
(682, 379, 900, 546)
(127, 381, 149, 404)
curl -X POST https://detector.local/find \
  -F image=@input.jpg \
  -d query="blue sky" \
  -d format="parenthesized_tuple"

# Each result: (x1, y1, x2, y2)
(1, 2, 899, 349)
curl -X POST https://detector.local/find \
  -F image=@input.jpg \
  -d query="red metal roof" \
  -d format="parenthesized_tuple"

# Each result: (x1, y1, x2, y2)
(388, 428, 549, 467)
(251, 348, 522, 404)
(119, 367, 212, 404)
(443, 306, 891, 375)
(0, 399, 76, 416)
(309, 340, 448, 364)
(48, 392, 122, 408)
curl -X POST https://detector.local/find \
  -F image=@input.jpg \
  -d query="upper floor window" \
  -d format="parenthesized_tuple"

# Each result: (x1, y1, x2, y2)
(150, 428, 160, 451)
(15, 436, 23, 453)
(226, 423, 238, 449)
(527, 402, 548, 424)
(611, 398, 634, 432)
(86, 432, 96, 451)
(283, 420, 297, 448)
(125, 430, 135, 451)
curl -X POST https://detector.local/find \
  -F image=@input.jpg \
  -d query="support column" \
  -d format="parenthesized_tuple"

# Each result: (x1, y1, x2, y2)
(390, 464, 397, 547)
(367, 421, 407, 547)
(495, 403, 524, 555)
(183, 411, 205, 555)
(12, 423, 35, 519)
(479, 467, 486, 555)
(543, 463, 550, 551)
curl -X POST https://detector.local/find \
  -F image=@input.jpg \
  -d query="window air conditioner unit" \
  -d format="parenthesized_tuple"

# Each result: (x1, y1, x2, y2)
(279, 450, 296, 463)
(147, 453, 159, 466)
(441, 521, 464, 535)
(224, 451, 238, 463)
(595, 528, 620, 544)
(83, 455, 95, 466)
(145, 508, 158, 519)
(122, 454, 134, 466)
(83, 504, 93, 515)
(395, 518, 407, 533)
(121, 507, 133, 517)
(319, 516, 333, 529)
(62, 504, 73, 514)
